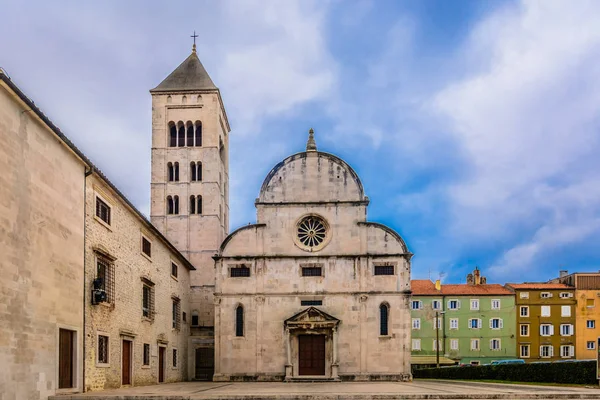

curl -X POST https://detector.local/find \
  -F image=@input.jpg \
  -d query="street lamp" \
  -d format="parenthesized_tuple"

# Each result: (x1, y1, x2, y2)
(436, 311, 446, 368)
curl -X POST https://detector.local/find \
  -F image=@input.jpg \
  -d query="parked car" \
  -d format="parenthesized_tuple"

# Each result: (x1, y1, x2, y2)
(490, 359, 525, 365)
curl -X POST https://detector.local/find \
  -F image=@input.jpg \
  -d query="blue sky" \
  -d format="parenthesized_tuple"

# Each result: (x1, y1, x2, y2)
(2, 0, 600, 284)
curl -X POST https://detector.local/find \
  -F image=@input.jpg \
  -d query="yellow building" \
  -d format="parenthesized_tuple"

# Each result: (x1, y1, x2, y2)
(554, 271, 600, 360)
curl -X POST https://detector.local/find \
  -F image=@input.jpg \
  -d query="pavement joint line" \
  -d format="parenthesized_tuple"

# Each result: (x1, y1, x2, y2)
(192, 383, 235, 394)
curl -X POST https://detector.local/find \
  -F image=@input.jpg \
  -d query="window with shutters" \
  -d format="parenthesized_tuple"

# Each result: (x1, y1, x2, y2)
(450, 318, 458, 330)
(412, 339, 421, 351)
(587, 299, 595, 308)
(490, 318, 502, 330)
(540, 345, 553, 358)
(97, 334, 109, 365)
(230, 265, 250, 277)
(143, 343, 150, 366)
(412, 318, 421, 330)
(561, 305, 571, 317)
(560, 345, 574, 358)
(520, 344, 530, 358)
(520, 292, 529, 299)
(469, 318, 481, 329)
(470, 299, 479, 310)
(588, 341, 596, 350)
(541, 305, 550, 317)
(432, 300, 441, 310)
(141, 235, 152, 258)
(433, 317, 442, 330)
(432, 339, 442, 351)
(471, 338, 480, 351)
(450, 339, 459, 350)
(235, 305, 244, 337)
(448, 299, 460, 310)
(540, 324, 553, 336)
(540, 292, 551, 298)
(490, 339, 501, 350)
(142, 279, 154, 320)
(95, 196, 111, 226)
(380, 303, 389, 335)
(171, 262, 178, 279)
(411, 300, 422, 310)
(560, 324, 573, 336)
(491, 299, 500, 310)
(172, 297, 181, 330)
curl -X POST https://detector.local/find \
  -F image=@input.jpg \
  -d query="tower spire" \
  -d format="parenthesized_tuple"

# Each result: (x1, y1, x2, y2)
(306, 128, 317, 151)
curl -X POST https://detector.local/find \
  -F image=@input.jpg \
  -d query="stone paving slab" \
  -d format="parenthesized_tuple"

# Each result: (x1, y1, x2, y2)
(50, 380, 600, 400)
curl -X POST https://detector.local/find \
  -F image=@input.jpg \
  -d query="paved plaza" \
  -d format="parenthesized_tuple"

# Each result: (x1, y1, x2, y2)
(50, 380, 600, 400)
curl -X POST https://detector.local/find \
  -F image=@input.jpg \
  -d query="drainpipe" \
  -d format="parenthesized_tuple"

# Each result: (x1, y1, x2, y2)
(83, 166, 93, 392)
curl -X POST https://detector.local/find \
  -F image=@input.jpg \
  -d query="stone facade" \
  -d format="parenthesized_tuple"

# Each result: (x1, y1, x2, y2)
(84, 172, 192, 390)
(0, 73, 86, 399)
(149, 49, 231, 379)
(214, 147, 413, 381)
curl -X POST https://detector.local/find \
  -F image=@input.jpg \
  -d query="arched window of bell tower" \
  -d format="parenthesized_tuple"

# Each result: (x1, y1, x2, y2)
(194, 121, 202, 147)
(177, 121, 185, 147)
(167, 162, 174, 181)
(182, 95, 187, 104)
(186, 121, 194, 147)
(167, 196, 174, 215)
(189, 195, 196, 214)
(173, 195, 179, 215)
(174, 162, 179, 181)
(190, 162, 196, 181)
(197, 162, 202, 181)
(168, 122, 176, 147)
(197, 196, 203, 215)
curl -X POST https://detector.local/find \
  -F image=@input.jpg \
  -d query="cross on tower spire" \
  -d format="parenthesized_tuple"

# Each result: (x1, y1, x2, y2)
(191, 30, 199, 54)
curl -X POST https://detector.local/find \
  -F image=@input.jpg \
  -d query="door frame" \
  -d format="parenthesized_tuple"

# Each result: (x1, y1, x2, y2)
(121, 338, 133, 386)
(158, 344, 167, 383)
(55, 324, 80, 394)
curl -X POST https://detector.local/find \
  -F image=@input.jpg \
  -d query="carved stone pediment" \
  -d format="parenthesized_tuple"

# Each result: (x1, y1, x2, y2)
(284, 307, 339, 330)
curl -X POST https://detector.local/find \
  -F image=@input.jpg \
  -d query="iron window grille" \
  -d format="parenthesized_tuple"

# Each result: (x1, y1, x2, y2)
(230, 265, 250, 277)
(98, 335, 109, 364)
(173, 349, 178, 367)
(96, 257, 115, 304)
(143, 343, 150, 366)
(172, 297, 181, 330)
(95, 197, 111, 225)
(142, 237, 151, 258)
(142, 279, 155, 320)
(300, 300, 323, 306)
(374, 265, 394, 275)
(301, 267, 322, 277)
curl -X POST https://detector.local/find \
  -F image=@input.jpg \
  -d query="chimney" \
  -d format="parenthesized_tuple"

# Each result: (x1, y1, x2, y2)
(435, 280, 441, 291)
(559, 270, 568, 278)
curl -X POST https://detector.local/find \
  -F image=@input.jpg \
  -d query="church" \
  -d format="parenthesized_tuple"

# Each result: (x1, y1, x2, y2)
(149, 44, 413, 381)
(0, 42, 412, 400)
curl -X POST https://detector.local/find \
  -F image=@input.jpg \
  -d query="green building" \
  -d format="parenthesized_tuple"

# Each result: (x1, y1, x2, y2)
(410, 268, 517, 369)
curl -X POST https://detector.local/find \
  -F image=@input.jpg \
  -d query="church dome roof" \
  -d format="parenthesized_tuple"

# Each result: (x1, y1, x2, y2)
(258, 130, 367, 204)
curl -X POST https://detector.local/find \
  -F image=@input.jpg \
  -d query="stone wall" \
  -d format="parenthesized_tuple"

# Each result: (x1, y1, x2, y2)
(84, 173, 191, 390)
(0, 80, 86, 399)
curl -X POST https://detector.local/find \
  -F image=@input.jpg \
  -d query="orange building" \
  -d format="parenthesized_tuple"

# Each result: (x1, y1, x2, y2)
(553, 271, 600, 360)
(505, 283, 576, 362)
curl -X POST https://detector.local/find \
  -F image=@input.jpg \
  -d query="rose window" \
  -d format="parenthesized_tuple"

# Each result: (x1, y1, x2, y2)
(296, 216, 327, 248)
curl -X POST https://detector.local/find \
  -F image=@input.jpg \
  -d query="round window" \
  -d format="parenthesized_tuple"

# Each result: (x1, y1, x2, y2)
(295, 215, 330, 251)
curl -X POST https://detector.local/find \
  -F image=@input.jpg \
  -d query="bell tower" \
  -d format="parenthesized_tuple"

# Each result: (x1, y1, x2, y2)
(150, 42, 230, 377)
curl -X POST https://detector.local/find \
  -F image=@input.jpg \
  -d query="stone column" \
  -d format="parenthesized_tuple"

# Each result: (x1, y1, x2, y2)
(332, 326, 339, 380)
(213, 297, 223, 380)
(284, 327, 292, 380)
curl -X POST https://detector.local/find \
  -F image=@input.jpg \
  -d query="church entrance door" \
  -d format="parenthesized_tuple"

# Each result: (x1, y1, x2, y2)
(298, 335, 325, 375)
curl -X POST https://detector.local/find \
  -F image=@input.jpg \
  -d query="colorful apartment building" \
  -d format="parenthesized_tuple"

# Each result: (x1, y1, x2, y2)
(505, 283, 576, 362)
(411, 268, 516, 368)
(552, 271, 600, 360)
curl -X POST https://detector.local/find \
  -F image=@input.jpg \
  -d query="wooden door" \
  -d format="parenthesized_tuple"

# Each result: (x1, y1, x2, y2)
(58, 329, 74, 388)
(195, 348, 214, 381)
(122, 340, 131, 385)
(158, 347, 165, 383)
(298, 335, 325, 376)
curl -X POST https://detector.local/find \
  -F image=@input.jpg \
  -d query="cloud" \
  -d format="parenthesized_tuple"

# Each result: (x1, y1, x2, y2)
(433, 0, 600, 279)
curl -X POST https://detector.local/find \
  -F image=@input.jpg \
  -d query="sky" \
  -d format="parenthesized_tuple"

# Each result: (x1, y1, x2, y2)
(2, 0, 600, 284)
